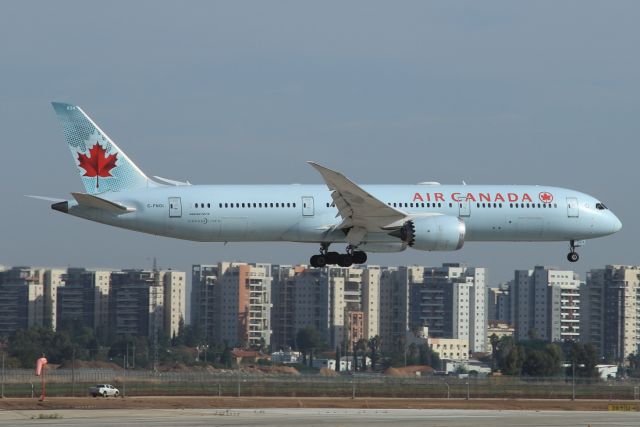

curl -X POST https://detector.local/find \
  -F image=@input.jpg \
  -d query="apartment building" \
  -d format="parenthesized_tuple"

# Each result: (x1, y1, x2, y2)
(581, 265, 640, 362)
(511, 266, 581, 342)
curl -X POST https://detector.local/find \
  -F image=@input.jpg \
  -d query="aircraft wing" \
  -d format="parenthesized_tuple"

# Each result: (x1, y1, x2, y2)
(308, 162, 407, 243)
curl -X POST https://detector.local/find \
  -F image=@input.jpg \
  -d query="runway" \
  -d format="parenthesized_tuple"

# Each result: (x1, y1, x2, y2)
(0, 408, 638, 427)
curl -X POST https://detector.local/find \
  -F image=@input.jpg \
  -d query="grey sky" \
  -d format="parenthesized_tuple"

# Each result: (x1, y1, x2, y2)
(1, 1, 638, 284)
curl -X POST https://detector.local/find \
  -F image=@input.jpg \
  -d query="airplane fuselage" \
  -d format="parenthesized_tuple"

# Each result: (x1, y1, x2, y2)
(57, 184, 621, 251)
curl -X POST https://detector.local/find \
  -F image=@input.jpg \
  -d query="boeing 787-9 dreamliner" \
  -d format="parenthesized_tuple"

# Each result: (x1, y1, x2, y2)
(36, 102, 622, 267)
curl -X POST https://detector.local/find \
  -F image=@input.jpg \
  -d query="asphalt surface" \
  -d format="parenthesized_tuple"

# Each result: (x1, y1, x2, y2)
(0, 408, 638, 427)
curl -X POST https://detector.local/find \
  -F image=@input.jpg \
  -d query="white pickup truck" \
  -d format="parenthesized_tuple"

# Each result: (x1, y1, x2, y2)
(89, 384, 120, 397)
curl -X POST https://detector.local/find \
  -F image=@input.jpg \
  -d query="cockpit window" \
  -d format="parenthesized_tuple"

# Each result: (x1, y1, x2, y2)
(595, 203, 607, 210)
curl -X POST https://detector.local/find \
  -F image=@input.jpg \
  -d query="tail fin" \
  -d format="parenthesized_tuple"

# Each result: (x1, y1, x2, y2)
(51, 102, 157, 194)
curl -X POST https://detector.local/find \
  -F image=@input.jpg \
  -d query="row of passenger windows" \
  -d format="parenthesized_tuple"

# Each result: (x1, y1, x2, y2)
(327, 201, 558, 209)
(194, 202, 297, 209)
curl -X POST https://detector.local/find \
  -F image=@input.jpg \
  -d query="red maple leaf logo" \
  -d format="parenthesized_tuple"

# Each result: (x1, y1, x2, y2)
(539, 192, 553, 203)
(77, 142, 118, 189)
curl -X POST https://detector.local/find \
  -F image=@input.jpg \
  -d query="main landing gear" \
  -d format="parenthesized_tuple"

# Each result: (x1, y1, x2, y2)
(309, 244, 368, 268)
(567, 240, 580, 263)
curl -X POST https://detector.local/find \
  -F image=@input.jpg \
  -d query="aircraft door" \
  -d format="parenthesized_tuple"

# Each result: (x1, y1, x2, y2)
(168, 197, 182, 218)
(459, 198, 471, 217)
(302, 196, 314, 216)
(566, 197, 579, 218)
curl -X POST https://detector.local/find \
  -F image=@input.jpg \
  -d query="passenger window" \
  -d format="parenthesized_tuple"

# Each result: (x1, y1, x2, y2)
(293, 203, 296, 208)
(207, 203, 210, 208)
(270, 203, 274, 208)
(421, 203, 425, 208)
(449, 203, 452, 208)
(194, 203, 198, 208)
(287, 203, 291, 208)
(438, 203, 442, 207)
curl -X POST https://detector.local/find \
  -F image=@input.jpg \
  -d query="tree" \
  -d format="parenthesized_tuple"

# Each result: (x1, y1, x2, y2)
(418, 343, 441, 370)
(489, 334, 500, 371)
(495, 336, 523, 375)
(567, 342, 599, 378)
(367, 336, 380, 371)
(220, 345, 233, 368)
(296, 326, 323, 366)
(355, 338, 367, 371)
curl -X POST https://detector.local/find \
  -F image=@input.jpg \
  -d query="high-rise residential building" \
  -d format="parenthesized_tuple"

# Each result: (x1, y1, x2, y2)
(420, 264, 488, 353)
(488, 282, 511, 323)
(270, 265, 303, 350)
(270, 265, 383, 351)
(192, 263, 272, 349)
(581, 265, 640, 362)
(378, 266, 423, 353)
(191, 264, 218, 342)
(362, 266, 382, 342)
(43, 269, 66, 330)
(160, 270, 186, 339)
(511, 266, 581, 342)
(109, 269, 163, 337)
(109, 268, 185, 339)
(57, 268, 110, 335)
(0, 267, 46, 336)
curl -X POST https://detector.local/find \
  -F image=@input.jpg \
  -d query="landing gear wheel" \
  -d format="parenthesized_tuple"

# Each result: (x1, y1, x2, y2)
(326, 251, 340, 265)
(352, 251, 367, 264)
(567, 252, 579, 263)
(338, 254, 353, 267)
(310, 255, 327, 268)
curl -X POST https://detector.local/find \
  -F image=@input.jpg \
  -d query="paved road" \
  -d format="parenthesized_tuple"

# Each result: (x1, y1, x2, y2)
(0, 408, 638, 427)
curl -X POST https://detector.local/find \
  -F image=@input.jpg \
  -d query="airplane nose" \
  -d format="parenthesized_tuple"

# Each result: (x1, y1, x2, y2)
(612, 214, 622, 233)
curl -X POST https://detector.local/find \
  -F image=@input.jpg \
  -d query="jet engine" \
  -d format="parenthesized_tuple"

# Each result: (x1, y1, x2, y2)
(392, 215, 465, 251)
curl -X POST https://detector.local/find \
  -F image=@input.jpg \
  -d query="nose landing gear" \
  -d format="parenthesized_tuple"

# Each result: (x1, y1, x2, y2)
(567, 240, 584, 263)
(309, 244, 368, 268)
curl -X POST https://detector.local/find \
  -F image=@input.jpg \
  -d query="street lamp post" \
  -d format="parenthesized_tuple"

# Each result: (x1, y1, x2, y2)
(572, 362, 575, 401)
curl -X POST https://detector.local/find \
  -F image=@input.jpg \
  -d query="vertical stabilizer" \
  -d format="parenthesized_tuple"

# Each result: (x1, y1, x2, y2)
(51, 102, 157, 194)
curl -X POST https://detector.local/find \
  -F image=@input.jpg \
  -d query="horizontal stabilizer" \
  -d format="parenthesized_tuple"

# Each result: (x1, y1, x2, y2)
(71, 192, 135, 214)
(25, 195, 66, 203)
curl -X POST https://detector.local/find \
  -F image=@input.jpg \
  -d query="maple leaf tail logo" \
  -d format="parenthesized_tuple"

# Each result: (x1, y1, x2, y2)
(539, 192, 553, 203)
(77, 142, 118, 189)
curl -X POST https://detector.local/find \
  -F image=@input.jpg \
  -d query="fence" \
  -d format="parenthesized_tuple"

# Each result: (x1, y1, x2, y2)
(1, 369, 640, 400)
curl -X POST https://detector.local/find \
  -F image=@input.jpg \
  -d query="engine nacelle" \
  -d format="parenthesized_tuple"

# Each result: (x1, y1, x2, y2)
(395, 215, 465, 251)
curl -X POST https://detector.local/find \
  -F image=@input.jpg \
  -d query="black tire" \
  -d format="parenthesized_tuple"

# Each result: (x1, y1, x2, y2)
(102, 391, 108, 398)
(567, 252, 579, 262)
(316, 255, 327, 268)
(114, 391, 119, 397)
(326, 251, 340, 265)
(352, 251, 367, 264)
(310, 255, 319, 268)
(338, 254, 353, 267)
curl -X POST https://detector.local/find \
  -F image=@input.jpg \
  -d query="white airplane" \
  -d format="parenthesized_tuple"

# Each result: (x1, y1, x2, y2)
(38, 102, 622, 268)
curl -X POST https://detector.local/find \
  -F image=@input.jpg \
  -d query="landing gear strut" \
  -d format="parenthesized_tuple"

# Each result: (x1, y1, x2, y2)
(567, 240, 580, 263)
(309, 244, 368, 268)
